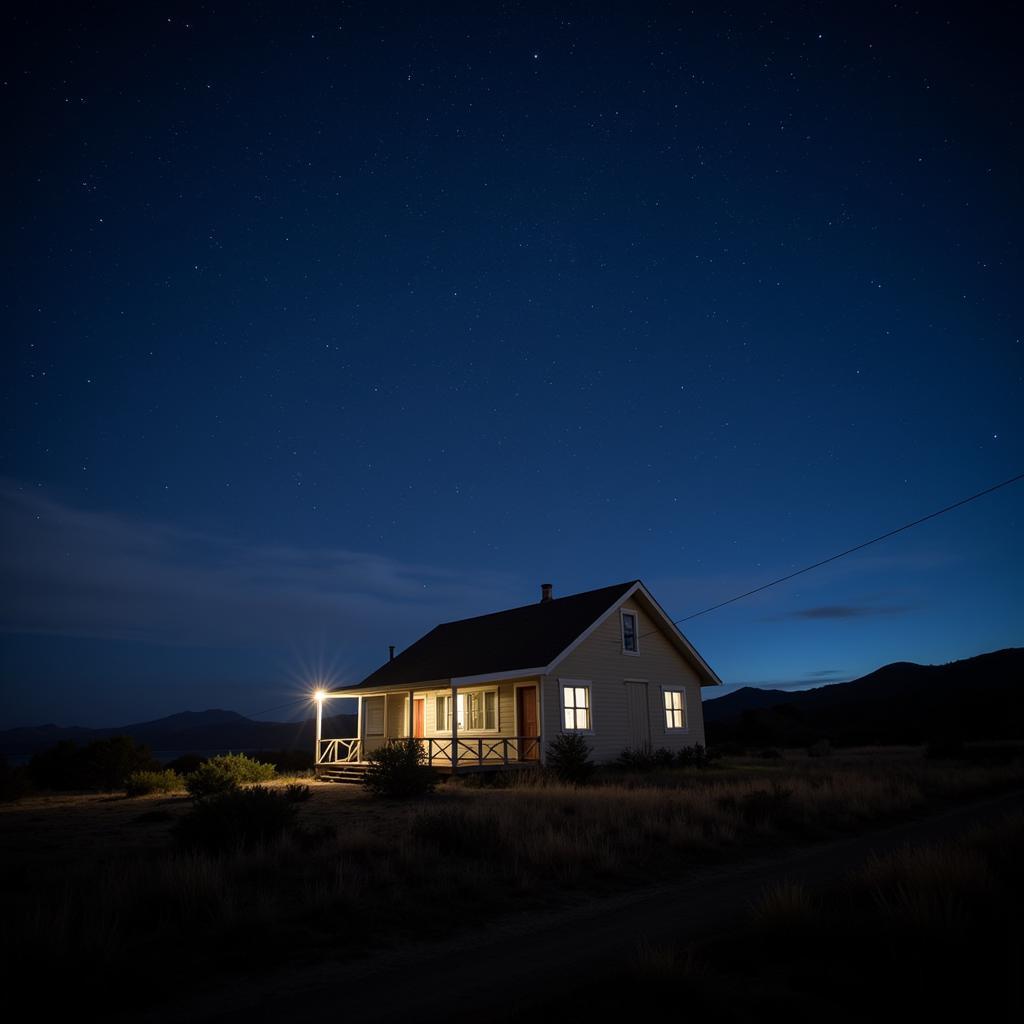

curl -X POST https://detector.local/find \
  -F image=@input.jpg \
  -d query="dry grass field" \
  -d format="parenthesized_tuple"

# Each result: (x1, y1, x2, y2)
(2, 748, 1022, 1015)
(526, 809, 1024, 1022)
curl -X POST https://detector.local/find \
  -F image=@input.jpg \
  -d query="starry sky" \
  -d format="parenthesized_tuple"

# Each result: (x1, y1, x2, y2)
(2, 4, 1021, 729)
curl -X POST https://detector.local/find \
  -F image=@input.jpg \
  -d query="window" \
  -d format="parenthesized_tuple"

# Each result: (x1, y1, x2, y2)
(435, 694, 453, 731)
(365, 698, 385, 736)
(466, 690, 497, 731)
(435, 690, 497, 732)
(562, 684, 592, 730)
(621, 610, 639, 653)
(663, 688, 687, 730)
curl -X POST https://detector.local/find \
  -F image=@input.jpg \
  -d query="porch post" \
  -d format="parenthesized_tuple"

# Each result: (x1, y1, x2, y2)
(450, 681, 458, 772)
(408, 689, 414, 738)
(315, 693, 323, 767)
(357, 695, 363, 761)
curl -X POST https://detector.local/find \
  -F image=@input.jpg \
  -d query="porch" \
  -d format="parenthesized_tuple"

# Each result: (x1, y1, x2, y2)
(317, 735, 541, 773)
(314, 679, 543, 776)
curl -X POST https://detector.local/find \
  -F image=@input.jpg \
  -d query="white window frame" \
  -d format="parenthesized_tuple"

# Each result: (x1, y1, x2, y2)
(560, 679, 594, 733)
(661, 686, 688, 732)
(620, 608, 640, 655)
(435, 688, 499, 734)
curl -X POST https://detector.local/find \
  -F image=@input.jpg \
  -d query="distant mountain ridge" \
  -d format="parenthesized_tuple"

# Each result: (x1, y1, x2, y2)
(4, 648, 1021, 756)
(705, 648, 1024, 746)
(0, 707, 356, 756)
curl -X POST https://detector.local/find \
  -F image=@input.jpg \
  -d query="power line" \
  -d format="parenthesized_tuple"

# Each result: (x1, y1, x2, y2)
(651, 471, 1024, 631)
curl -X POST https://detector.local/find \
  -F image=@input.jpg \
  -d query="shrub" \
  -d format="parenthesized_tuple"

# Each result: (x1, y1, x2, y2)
(363, 740, 437, 798)
(185, 753, 277, 800)
(617, 747, 683, 772)
(759, 747, 783, 759)
(616, 747, 656, 772)
(174, 786, 298, 853)
(0, 757, 32, 801)
(807, 739, 832, 758)
(29, 736, 159, 791)
(80, 736, 161, 790)
(677, 744, 712, 768)
(284, 783, 311, 802)
(546, 733, 594, 784)
(165, 753, 205, 775)
(125, 769, 182, 797)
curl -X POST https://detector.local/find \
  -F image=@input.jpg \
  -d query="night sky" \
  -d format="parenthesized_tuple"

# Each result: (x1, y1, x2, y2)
(2, 5, 1021, 729)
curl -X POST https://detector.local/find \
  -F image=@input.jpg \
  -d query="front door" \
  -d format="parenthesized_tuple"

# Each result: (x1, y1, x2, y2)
(516, 685, 539, 761)
(413, 698, 425, 738)
(625, 681, 651, 751)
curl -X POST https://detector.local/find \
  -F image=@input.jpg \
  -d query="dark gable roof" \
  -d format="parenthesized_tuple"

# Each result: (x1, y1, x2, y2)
(352, 581, 638, 690)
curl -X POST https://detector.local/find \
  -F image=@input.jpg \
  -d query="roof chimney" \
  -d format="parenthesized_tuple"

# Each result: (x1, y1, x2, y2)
(540, 583, 553, 604)
(388, 645, 396, 662)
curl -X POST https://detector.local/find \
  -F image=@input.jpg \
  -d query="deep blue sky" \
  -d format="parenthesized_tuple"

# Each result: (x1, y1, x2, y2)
(2, 4, 1021, 728)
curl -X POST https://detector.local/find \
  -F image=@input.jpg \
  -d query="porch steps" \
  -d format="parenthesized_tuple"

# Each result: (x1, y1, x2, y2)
(319, 764, 371, 785)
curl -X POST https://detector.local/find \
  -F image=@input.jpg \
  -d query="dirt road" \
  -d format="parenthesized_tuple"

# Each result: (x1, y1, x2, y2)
(142, 787, 1024, 1023)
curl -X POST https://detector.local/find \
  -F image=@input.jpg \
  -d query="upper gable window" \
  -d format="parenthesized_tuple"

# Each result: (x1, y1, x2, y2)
(621, 610, 639, 654)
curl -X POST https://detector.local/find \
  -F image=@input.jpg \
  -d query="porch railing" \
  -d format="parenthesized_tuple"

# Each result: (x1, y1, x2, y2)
(317, 738, 363, 765)
(317, 736, 541, 767)
(390, 736, 541, 766)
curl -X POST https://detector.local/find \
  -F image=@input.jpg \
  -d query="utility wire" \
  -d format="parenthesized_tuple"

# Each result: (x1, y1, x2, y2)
(647, 470, 1024, 632)
(241, 472, 1023, 708)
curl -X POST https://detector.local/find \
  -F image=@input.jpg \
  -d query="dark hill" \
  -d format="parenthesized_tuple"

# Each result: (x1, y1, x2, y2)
(706, 648, 1024, 747)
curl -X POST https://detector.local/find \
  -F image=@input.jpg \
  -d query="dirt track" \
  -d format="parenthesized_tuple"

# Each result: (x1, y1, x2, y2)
(139, 787, 1024, 1023)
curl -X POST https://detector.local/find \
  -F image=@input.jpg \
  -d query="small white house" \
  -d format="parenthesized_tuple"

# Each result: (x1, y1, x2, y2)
(315, 580, 721, 775)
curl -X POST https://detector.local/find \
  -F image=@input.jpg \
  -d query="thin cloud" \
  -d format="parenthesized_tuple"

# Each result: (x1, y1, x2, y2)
(790, 604, 912, 620)
(759, 604, 915, 622)
(0, 481, 517, 650)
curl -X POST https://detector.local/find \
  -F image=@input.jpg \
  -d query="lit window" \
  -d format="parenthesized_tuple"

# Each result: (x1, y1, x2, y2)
(436, 690, 497, 732)
(562, 685, 591, 730)
(664, 688, 686, 730)
(621, 610, 638, 653)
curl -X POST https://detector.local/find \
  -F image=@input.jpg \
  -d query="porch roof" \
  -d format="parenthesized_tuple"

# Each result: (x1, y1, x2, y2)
(338, 580, 638, 692)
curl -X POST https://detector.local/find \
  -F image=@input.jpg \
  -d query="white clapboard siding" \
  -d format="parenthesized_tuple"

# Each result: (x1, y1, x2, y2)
(542, 601, 706, 763)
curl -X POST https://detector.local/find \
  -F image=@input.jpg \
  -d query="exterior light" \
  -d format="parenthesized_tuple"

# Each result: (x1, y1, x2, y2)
(314, 688, 326, 703)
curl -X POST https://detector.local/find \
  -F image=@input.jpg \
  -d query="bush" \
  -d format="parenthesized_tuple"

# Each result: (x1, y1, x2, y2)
(174, 786, 299, 852)
(29, 736, 159, 791)
(616, 747, 672, 771)
(616, 747, 656, 772)
(124, 769, 182, 797)
(185, 753, 277, 800)
(165, 753, 205, 776)
(807, 739, 832, 758)
(284, 783, 311, 802)
(677, 744, 712, 768)
(363, 740, 437, 798)
(0, 757, 32, 801)
(546, 733, 594, 784)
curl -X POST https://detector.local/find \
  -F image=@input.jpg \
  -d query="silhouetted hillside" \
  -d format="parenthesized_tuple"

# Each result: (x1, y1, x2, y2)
(0, 708, 357, 756)
(706, 648, 1024, 747)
